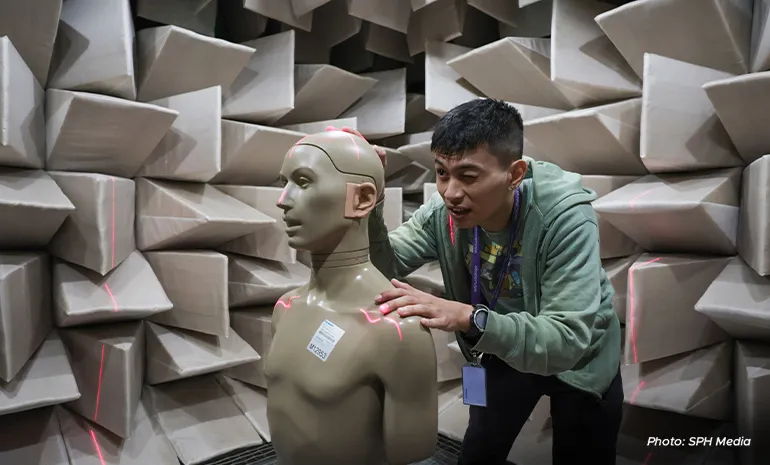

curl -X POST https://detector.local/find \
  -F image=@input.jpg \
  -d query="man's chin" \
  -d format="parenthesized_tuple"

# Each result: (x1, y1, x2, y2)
(450, 215, 476, 229)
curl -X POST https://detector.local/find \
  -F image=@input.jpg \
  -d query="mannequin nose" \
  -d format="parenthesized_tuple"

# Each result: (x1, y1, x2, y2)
(276, 186, 291, 210)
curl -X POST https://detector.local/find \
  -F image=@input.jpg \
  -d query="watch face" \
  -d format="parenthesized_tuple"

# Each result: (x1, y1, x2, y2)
(474, 309, 488, 330)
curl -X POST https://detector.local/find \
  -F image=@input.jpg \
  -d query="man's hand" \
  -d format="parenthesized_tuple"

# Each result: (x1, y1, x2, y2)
(375, 279, 473, 332)
(326, 125, 387, 171)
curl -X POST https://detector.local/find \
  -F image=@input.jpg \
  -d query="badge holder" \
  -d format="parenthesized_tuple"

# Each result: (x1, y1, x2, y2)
(462, 353, 487, 407)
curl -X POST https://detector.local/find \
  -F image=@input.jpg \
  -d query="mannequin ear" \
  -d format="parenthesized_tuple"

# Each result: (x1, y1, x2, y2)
(344, 182, 378, 219)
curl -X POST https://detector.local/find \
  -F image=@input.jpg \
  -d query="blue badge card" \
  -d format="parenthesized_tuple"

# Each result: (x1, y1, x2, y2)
(462, 364, 487, 407)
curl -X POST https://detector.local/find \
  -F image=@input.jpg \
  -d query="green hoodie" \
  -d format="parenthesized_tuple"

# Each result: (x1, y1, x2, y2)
(369, 157, 621, 398)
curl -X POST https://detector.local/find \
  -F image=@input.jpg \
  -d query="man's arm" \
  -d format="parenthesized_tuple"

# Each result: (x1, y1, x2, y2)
(369, 194, 441, 281)
(379, 318, 438, 463)
(473, 204, 601, 376)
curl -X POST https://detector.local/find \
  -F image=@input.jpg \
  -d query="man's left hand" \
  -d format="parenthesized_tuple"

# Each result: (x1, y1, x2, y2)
(375, 279, 473, 333)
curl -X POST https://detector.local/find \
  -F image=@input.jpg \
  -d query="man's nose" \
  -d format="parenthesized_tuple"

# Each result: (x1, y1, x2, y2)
(443, 180, 464, 203)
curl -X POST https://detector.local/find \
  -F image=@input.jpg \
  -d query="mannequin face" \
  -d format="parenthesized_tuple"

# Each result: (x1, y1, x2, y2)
(276, 145, 350, 252)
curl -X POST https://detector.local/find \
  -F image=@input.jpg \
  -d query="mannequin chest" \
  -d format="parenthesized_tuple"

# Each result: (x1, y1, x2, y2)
(264, 302, 385, 404)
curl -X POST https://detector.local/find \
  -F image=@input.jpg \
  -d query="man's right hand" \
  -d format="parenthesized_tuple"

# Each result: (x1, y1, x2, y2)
(326, 126, 387, 171)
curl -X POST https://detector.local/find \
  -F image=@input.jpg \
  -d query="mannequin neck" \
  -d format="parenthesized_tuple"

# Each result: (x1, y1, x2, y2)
(309, 219, 369, 261)
(311, 247, 369, 269)
(306, 222, 383, 305)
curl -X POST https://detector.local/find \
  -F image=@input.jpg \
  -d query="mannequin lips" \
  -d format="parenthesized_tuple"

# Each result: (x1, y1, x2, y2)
(283, 217, 302, 233)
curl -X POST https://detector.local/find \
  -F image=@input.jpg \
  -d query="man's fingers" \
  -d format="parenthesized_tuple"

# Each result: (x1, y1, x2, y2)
(379, 295, 417, 314)
(420, 318, 444, 329)
(374, 288, 408, 303)
(395, 305, 424, 318)
(391, 279, 414, 290)
(398, 305, 438, 321)
(374, 146, 387, 169)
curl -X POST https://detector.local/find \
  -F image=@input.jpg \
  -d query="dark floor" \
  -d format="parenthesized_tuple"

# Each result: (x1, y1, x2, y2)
(196, 434, 508, 465)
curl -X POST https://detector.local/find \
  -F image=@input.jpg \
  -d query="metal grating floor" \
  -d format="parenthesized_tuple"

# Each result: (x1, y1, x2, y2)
(196, 434, 465, 465)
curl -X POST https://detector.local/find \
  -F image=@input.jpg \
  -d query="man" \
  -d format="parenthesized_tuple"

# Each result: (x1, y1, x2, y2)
(333, 98, 623, 464)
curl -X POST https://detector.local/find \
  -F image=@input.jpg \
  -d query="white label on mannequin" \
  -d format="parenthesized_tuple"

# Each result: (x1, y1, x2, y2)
(307, 320, 345, 361)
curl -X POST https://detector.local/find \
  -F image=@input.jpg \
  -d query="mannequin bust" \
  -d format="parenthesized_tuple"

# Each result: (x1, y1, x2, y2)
(263, 131, 438, 465)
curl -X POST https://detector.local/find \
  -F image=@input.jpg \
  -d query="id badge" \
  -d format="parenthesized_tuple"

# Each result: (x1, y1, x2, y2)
(462, 363, 487, 407)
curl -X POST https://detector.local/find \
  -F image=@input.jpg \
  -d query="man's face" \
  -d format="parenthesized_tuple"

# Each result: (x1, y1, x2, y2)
(435, 148, 525, 230)
(277, 145, 349, 251)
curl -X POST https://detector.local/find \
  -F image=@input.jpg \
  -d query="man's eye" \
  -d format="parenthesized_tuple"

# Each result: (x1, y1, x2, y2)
(436, 169, 447, 177)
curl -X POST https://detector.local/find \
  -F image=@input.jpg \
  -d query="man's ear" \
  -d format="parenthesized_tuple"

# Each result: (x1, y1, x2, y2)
(344, 182, 378, 219)
(508, 159, 528, 188)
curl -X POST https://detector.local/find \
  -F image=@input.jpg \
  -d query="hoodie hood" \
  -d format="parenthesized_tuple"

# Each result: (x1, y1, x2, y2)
(522, 156, 597, 227)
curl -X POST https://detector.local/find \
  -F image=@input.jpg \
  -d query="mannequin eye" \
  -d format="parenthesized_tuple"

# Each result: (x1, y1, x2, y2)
(297, 177, 311, 188)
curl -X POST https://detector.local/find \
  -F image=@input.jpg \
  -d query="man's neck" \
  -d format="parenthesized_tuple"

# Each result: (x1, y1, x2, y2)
(479, 189, 517, 232)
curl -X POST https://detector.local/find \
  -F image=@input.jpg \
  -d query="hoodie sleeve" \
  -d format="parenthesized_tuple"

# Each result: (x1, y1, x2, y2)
(472, 204, 601, 376)
(369, 195, 441, 280)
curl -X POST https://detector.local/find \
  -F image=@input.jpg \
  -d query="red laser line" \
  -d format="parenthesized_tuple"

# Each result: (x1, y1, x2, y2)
(360, 309, 403, 340)
(345, 133, 361, 159)
(89, 430, 106, 465)
(448, 215, 455, 245)
(287, 136, 310, 158)
(93, 345, 105, 421)
(104, 283, 118, 312)
(628, 380, 646, 405)
(275, 295, 300, 310)
(383, 317, 403, 340)
(629, 187, 654, 209)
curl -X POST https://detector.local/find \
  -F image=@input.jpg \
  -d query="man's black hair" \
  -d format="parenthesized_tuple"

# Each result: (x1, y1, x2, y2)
(431, 99, 524, 165)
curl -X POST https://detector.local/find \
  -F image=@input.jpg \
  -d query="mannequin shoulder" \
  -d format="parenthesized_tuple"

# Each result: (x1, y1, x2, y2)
(382, 313, 434, 348)
(372, 314, 437, 380)
(274, 291, 303, 311)
(271, 288, 306, 328)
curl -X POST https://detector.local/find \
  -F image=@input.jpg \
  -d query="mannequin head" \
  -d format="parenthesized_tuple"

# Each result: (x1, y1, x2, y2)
(277, 130, 385, 254)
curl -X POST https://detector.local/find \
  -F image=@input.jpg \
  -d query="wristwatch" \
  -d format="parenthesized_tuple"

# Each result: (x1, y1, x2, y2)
(465, 305, 489, 339)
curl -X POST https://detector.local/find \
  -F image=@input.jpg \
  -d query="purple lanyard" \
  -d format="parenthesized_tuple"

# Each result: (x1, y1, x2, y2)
(471, 188, 520, 310)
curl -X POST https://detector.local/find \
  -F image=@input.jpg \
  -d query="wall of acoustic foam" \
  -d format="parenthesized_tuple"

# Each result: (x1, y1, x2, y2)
(0, 0, 766, 464)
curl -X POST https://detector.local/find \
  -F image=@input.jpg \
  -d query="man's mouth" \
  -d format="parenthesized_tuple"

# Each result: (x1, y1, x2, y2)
(447, 206, 470, 217)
